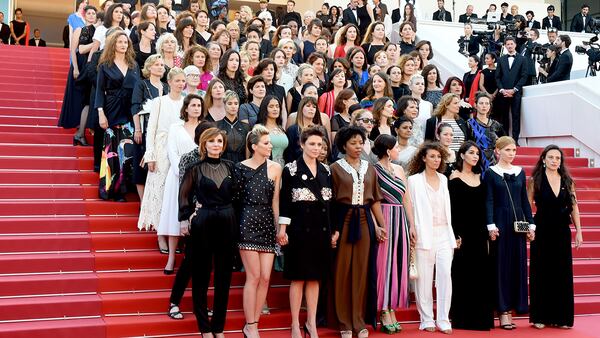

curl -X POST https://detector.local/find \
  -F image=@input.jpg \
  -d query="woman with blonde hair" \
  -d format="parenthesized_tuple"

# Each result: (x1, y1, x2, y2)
(424, 93, 469, 151)
(287, 64, 316, 114)
(242, 40, 261, 75)
(131, 54, 168, 200)
(278, 38, 300, 81)
(95, 30, 140, 201)
(138, 68, 186, 254)
(236, 124, 283, 338)
(485, 136, 535, 330)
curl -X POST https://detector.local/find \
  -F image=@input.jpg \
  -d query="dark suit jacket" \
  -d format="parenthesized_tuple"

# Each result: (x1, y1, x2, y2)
(570, 13, 593, 33)
(500, 13, 513, 22)
(458, 13, 478, 23)
(520, 41, 540, 76)
(391, 9, 401, 24)
(495, 53, 528, 93)
(342, 8, 359, 26)
(542, 16, 562, 30)
(526, 20, 541, 29)
(432, 10, 452, 22)
(0, 23, 9, 44)
(547, 49, 573, 83)
(29, 38, 46, 47)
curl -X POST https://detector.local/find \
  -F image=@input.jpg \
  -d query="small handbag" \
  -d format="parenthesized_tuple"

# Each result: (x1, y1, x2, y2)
(503, 178, 530, 233)
(409, 245, 418, 280)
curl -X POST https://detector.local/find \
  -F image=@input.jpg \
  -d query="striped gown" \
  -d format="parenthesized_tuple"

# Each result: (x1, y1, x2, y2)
(374, 163, 410, 310)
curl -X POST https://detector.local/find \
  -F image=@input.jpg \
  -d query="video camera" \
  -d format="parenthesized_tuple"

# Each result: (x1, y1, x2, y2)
(575, 34, 599, 55)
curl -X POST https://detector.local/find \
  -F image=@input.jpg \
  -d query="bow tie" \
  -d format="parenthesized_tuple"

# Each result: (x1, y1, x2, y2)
(507, 54, 516, 58)
(503, 173, 516, 182)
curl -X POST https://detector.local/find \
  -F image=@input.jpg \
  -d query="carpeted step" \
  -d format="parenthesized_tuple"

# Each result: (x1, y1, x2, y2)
(522, 166, 600, 178)
(0, 144, 93, 157)
(0, 272, 98, 297)
(91, 232, 158, 251)
(0, 216, 138, 234)
(577, 190, 600, 201)
(0, 114, 59, 125)
(0, 107, 60, 118)
(0, 318, 105, 338)
(560, 178, 600, 189)
(0, 201, 139, 217)
(0, 84, 65, 97)
(582, 228, 600, 241)
(0, 157, 93, 170)
(516, 147, 575, 156)
(94, 251, 182, 271)
(0, 124, 66, 134)
(577, 202, 600, 213)
(573, 259, 600, 276)
(96, 271, 288, 293)
(0, 170, 98, 185)
(0, 90, 63, 101)
(0, 294, 102, 322)
(0, 75, 66, 86)
(0, 233, 92, 253)
(0, 252, 95, 274)
(574, 277, 600, 294)
(0, 132, 75, 144)
(0, 185, 97, 200)
(513, 155, 588, 167)
(99, 288, 291, 316)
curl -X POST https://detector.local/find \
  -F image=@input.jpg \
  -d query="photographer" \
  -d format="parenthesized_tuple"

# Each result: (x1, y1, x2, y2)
(537, 44, 559, 83)
(547, 34, 573, 82)
(520, 28, 541, 86)
(458, 23, 481, 57)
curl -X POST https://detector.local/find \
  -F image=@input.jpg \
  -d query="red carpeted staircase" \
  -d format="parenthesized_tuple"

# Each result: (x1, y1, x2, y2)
(1, 45, 600, 338)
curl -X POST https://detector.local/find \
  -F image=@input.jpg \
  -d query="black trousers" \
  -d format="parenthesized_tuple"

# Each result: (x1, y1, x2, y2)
(93, 126, 104, 172)
(190, 206, 236, 333)
(170, 237, 192, 306)
(494, 93, 523, 141)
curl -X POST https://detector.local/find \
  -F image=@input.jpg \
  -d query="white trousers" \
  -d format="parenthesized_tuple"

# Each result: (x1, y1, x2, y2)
(415, 226, 454, 331)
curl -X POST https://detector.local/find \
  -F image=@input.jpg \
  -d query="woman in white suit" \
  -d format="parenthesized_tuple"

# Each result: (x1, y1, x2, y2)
(407, 141, 457, 334)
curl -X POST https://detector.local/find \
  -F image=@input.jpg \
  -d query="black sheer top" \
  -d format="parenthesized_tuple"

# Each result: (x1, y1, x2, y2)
(217, 117, 250, 163)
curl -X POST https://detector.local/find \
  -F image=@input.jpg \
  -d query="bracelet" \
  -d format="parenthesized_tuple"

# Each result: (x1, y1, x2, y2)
(135, 130, 142, 133)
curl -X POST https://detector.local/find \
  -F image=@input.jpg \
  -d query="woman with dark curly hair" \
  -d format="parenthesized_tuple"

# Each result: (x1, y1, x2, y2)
(331, 125, 387, 338)
(407, 141, 455, 334)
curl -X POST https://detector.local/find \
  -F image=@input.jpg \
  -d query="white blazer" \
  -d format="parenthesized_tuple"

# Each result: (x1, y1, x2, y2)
(408, 172, 457, 250)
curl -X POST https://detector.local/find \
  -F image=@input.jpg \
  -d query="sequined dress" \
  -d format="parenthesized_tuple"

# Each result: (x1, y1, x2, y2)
(235, 161, 276, 252)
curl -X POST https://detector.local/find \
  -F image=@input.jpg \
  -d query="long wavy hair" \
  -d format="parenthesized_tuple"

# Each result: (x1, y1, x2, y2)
(98, 31, 137, 69)
(530, 145, 575, 205)
(257, 95, 284, 131)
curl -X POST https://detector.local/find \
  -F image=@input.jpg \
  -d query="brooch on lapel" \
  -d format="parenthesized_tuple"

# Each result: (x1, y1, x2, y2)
(301, 174, 308, 181)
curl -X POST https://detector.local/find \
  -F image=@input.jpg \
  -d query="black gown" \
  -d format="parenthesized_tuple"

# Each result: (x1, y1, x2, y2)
(529, 172, 575, 327)
(449, 178, 495, 330)
(484, 167, 534, 314)
(280, 157, 332, 280)
(58, 25, 96, 129)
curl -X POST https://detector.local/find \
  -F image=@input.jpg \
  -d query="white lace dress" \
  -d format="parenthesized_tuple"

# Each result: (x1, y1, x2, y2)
(137, 95, 184, 231)
(157, 123, 197, 236)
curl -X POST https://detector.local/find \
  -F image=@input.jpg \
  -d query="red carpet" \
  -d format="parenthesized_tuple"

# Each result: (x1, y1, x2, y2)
(0, 44, 599, 337)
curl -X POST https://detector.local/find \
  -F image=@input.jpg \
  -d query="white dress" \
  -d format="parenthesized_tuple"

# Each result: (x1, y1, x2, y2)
(137, 95, 184, 230)
(157, 123, 197, 236)
(410, 99, 433, 147)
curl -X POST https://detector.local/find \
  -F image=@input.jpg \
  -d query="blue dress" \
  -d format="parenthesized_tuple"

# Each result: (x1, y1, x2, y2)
(484, 166, 534, 314)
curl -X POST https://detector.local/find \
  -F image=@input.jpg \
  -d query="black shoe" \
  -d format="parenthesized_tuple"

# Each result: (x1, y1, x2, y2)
(73, 135, 89, 146)
(164, 269, 174, 275)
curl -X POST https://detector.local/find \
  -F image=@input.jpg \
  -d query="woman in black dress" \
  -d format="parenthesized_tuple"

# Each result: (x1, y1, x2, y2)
(178, 127, 238, 338)
(484, 136, 535, 330)
(133, 21, 157, 70)
(9, 8, 27, 45)
(278, 126, 333, 338)
(449, 141, 494, 330)
(218, 49, 247, 104)
(236, 125, 283, 338)
(95, 31, 140, 201)
(130, 54, 168, 199)
(528, 145, 583, 329)
(217, 90, 249, 163)
(58, 5, 97, 146)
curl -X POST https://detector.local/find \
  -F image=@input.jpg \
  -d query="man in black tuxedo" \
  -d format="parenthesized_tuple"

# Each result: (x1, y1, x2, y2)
(432, 0, 452, 21)
(542, 5, 561, 31)
(570, 4, 593, 33)
(28, 28, 46, 47)
(525, 11, 540, 29)
(459, 5, 478, 23)
(342, 0, 359, 26)
(547, 34, 573, 83)
(495, 37, 528, 142)
(0, 12, 10, 44)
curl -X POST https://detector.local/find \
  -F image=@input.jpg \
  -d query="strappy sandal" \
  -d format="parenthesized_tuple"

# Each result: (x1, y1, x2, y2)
(339, 330, 352, 338)
(168, 303, 184, 320)
(357, 328, 369, 338)
(389, 309, 402, 331)
(499, 313, 512, 330)
(379, 310, 396, 334)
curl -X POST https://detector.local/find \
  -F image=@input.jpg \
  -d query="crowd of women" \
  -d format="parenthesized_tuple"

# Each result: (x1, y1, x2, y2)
(57, 1, 583, 337)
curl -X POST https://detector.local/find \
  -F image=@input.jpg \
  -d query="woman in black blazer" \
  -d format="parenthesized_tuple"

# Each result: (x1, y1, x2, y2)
(424, 93, 470, 150)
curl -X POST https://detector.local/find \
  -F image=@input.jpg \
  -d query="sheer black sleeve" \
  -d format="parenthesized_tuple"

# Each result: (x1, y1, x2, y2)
(178, 166, 198, 222)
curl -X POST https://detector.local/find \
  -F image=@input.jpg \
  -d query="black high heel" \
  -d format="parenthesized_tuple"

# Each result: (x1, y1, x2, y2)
(303, 323, 317, 338)
(73, 135, 89, 146)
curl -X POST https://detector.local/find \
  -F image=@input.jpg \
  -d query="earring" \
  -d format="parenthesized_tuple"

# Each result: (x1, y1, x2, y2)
(543, 163, 546, 168)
